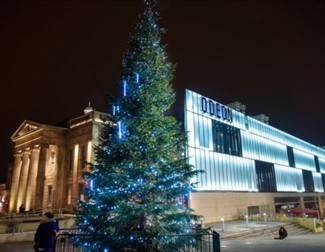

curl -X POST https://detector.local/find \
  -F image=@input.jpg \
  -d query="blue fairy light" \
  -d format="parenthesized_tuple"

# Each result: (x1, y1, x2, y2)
(123, 80, 127, 96)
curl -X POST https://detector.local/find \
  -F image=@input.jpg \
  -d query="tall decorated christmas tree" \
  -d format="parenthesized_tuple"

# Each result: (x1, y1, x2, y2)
(75, 0, 201, 251)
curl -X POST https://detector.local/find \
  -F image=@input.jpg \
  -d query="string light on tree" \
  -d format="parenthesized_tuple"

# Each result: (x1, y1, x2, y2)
(74, 0, 201, 251)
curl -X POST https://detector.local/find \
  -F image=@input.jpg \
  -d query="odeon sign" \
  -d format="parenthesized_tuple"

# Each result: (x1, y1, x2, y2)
(200, 96, 232, 123)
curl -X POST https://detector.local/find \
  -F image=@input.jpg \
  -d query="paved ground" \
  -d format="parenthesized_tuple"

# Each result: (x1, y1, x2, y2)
(221, 232, 325, 252)
(210, 220, 325, 252)
(1, 220, 324, 252)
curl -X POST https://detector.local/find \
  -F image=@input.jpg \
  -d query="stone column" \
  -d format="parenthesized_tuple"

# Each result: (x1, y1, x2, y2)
(54, 146, 65, 209)
(16, 149, 31, 210)
(35, 144, 49, 210)
(8, 152, 22, 213)
(25, 145, 40, 211)
(316, 194, 322, 218)
(300, 196, 306, 216)
(71, 144, 79, 207)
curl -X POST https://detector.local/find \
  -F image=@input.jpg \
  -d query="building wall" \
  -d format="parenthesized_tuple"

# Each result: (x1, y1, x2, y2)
(190, 192, 276, 223)
(185, 89, 325, 222)
(8, 110, 112, 214)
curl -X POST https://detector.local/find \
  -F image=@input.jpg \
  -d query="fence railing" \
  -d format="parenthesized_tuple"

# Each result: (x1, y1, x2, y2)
(0, 208, 69, 221)
(54, 229, 220, 252)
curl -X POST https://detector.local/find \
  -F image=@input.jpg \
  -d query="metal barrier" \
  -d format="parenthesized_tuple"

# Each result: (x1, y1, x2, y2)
(54, 229, 85, 252)
(54, 229, 220, 252)
(0, 208, 69, 221)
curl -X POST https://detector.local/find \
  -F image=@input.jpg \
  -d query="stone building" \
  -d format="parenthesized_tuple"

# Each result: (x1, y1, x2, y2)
(8, 105, 113, 213)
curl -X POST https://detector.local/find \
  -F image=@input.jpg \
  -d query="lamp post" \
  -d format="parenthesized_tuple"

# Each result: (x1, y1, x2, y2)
(245, 215, 248, 228)
(221, 218, 225, 232)
(263, 212, 267, 224)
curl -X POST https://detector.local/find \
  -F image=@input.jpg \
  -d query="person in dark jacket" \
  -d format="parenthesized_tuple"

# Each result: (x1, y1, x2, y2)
(19, 204, 25, 213)
(34, 212, 60, 252)
(274, 226, 288, 240)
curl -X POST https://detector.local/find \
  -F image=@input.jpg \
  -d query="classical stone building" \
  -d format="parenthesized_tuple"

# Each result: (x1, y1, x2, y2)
(8, 105, 113, 213)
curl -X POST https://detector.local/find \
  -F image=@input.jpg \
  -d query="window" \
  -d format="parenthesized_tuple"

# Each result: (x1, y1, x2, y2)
(314, 156, 320, 173)
(80, 145, 87, 168)
(68, 149, 73, 171)
(212, 120, 242, 156)
(255, 160, 276, 192)
(303, 170, 314, 192)
(287, 146, 295, 167)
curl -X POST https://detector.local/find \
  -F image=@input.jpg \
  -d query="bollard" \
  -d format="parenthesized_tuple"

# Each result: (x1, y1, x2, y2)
(212, 230, 220, 252)
(221, 218, 225, 232)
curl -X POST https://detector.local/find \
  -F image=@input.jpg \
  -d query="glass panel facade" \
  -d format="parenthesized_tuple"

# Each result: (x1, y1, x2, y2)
(274, 164, 304, 192)
(313, 172, 324, 192)
(185, 89, 325, 193)
(318, 157, 325, 173)
(294, 149, 316, 171)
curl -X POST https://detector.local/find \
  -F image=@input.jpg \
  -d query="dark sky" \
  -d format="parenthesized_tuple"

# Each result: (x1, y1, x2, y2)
(1, 0, 325, 179)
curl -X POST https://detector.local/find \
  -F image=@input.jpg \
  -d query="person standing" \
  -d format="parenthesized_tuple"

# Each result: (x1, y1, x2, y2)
(34, 212, 60, 252)
(19, 204, 25, 213)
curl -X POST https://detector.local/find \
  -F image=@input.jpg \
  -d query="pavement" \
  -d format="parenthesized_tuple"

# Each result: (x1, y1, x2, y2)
(1, 220, 324, 252)
(208, 220, 325, 252)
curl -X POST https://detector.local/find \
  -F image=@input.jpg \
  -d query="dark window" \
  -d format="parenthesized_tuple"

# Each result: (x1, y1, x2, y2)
(68, 149, 73, 171)
(302, 170, 314, 192)
(212, 120, 242, 156)
(248, 206, 259, 215)
(80, 145, 87, 168)
(255, 160, 277, 192)
(322, 174, 325, 191)
(287, 146, 295, 167)
(274, 197, 300, 203)
(314, 156, 320, 173)
(244, 115, 249, 130)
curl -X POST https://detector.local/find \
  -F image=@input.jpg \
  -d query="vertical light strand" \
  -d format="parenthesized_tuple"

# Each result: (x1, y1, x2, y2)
(123, 81, 127, 96)
(113, 105, 116, 116)
(118, 121, 122, 139)
(136, 73, 139, 84)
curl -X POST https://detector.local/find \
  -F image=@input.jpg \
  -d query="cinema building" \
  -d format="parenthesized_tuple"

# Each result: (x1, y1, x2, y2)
(185, 89, 325, 223)
(7, 90, 325, 223)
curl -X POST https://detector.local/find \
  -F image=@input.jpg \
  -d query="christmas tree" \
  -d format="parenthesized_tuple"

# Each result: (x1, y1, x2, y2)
(75, 0, 201, 251)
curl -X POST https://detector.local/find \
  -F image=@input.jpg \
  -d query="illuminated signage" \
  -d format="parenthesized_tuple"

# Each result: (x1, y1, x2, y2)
(201, 96, 232, 123)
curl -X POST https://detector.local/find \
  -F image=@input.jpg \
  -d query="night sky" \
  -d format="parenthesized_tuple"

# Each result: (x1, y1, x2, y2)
(1, 0, 325, 180)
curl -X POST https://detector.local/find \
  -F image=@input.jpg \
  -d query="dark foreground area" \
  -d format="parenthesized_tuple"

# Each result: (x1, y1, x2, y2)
(2, 232, 325, 252)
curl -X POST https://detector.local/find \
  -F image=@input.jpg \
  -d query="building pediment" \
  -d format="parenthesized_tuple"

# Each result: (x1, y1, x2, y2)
(11, 120, 42, 140)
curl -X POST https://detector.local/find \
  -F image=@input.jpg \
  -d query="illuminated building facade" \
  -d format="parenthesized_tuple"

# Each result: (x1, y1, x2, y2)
(185, 89, 325, 222)
(8, 105, 113, 213)
(8, 90, 325, 223)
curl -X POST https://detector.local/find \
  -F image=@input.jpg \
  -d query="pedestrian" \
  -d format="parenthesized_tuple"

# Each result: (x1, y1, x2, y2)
(19, 204, 25, 213)
(34, 212, 60, 252)
(274, 226, 287, 240)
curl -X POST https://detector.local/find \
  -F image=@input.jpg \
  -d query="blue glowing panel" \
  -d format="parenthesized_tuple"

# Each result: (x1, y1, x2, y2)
(313, 172, 324, 192)
(293, 149, 316, 171)
(185, 89, 325, 193)
(274, 165, 304, 192)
